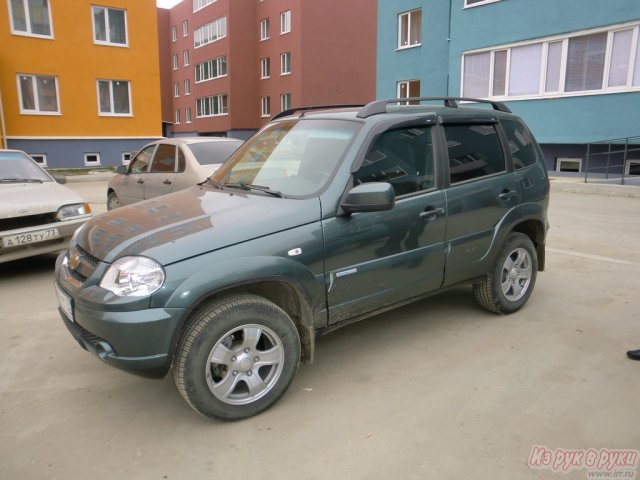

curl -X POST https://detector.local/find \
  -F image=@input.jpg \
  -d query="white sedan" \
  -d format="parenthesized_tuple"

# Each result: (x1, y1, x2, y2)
(0, 150, 92, 263)
(107, 137, 243, 210)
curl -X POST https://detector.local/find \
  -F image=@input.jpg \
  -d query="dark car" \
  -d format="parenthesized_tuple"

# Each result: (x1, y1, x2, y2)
(54, 97, 549, 420)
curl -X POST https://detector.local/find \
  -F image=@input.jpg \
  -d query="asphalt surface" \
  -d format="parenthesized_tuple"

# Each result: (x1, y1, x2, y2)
(0, 181, 639, 480)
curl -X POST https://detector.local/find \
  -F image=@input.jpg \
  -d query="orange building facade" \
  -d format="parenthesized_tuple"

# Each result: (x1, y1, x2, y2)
(0, 0, 163, 167)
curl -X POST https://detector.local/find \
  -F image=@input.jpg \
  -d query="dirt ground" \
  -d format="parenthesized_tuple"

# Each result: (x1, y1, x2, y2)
(0, 185, 638, 480)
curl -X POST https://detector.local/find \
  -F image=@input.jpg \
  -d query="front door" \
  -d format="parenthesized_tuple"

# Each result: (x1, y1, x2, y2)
(323, 125, 447, 324)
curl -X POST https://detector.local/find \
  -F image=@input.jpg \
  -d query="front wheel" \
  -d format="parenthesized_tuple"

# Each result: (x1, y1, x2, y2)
(474, 232, 538, 314)
(107, 191, 120, 210)
(173, 294, 301, 421)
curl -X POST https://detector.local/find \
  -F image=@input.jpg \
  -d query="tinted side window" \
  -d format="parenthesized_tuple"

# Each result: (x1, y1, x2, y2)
(500, 118, 539, 170)
(354, 127, 434, 197)
(129, 145, 155, 174)
(150, 144, 176, 173)
(444, 124, 505, 184)
(177, 147, 186, 173)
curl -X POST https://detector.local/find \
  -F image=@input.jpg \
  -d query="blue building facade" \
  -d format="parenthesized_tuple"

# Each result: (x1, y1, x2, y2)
(377, 0, 640, 175)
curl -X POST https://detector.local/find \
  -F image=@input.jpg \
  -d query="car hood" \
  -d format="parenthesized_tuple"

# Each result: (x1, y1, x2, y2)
(77, 185, 322, 264)
(0, 181, 83, 218)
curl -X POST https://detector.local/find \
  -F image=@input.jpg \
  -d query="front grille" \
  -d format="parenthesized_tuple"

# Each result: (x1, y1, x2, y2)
(65, 244, 103, 284)
(0, 212, 58, 231)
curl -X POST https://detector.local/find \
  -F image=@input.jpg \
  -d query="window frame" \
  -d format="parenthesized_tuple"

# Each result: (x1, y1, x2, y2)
(280, 93, 291, 112)
(194, 55, 228, 83)
(260, 18, 270, 40)
(91, 5, 128, 47)
(84, 153, 101, 166)
(185, 107, 192, 123)
(172, 54, 178, 70)
(183, 49, 190, 66)
(555, 157, 582, 173)
(175, 109, 181, 124)
(16, 73, 60, 115)
(96, 79, 132, 117)
(196, 94, 228, 118)
(280, 10, 291, 34)
(184, 79, 191, 95)
(8, 0, 54, 39)
(174, 82, 180, 98)
(397, 79, 421, 105)
(397, 8, 422, 50)
(171, 25, 177, 42)
(261, 96, 270, 117)
(260, 57, 271, 79)
(461, 21, 640, 101)
(29, 153, 47, 166)
(463, 0, 502, 8)
(193, 0, 217, 13)
(194, 16, 227, 49)
(182, 19, 189, 37)
(280, 52, 291, 75)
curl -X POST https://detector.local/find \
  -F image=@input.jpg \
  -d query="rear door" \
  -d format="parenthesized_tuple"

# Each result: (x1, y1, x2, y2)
(144, 143, 178, 199)
(323, 124, 447, 324)
(441, 122, 521, 286)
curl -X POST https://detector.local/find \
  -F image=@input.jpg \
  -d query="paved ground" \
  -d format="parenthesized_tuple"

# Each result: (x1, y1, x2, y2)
(1, 182, 639, 480)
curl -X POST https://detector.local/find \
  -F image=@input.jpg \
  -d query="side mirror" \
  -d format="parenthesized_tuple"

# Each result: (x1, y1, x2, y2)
(115, 164, 127, 175)
(341, 182, 395, 214)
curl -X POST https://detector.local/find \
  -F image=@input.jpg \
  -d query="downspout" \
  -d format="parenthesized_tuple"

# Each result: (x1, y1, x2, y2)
(0, 85, 7, 149)
(446, 0, 453, 96)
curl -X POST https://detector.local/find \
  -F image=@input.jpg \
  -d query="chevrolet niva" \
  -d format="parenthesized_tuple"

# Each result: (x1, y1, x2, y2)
(55, 98, 549, 420)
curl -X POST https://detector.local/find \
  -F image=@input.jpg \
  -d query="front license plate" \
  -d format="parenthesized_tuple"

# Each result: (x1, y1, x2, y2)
(2, 228, 59, 248)
(55, 282, 74, 321)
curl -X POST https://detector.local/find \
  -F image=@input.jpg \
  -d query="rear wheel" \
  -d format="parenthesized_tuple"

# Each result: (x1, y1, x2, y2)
(474, 232, 538, 314)
(107, 191, 120, 210)
(173, 294, 301, 421)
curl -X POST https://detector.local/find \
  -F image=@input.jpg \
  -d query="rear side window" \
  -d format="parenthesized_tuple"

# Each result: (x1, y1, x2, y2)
(444, 124, 506, 184)
(500, 118, 539, 170)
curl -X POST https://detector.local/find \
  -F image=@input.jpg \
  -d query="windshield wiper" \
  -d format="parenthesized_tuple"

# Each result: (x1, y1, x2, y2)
(202, 178, 224, 189)
(223, 181, 283, 198)
(0, 178, 43, 183)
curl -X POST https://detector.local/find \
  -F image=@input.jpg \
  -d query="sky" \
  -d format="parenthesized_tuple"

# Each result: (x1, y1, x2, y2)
(157, 0, 182, 9)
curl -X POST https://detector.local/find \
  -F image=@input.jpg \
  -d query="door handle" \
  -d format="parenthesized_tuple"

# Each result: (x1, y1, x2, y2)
(137, 179, 144, 184)
(163, 179, 172, 185)
(498, 190, 518, 200)
(419, 207, 445, 222)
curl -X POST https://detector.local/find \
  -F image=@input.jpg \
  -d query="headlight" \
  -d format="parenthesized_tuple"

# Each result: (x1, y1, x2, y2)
(56, 203, 92, 220)
(100, 256, 165, 297)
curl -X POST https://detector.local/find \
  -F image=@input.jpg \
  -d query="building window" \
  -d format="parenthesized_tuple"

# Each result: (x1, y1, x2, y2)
(462, 22, 640, 99)
(185, 108, 192, 123)
(17, 74, 59, 114)
(260, 57, 270, 79)
(464, 0, 502, 7)
(280, 93, 291, 111)
(174, 82, 179, 97)
(397, 79, 420, 104)
(183, 49, 190, 66)
(175, 109, 181, 124)
(172, 54, 178, 70)
(30, 154, 47, 166)
(556, 158, 582, 173)
(122, 152, 131, 165)
(97, 79, 131, 116)
(260, 18, 269, 40)
(280, 52, 291, 75)
(8, 0, 52, 38)
(193, 0, 217, 12)
(196, 94, 228, 117)
(195, 56, 227, 82)
(182, 20, 189, 37)
(261, 96, 270, 117)
(92, 6, 127, 46)
(280, 10, 291, 34)
(626, 160, 640, 176)
(398, 8, 421, 49)
(184, 79, 191, 95)
(194, 17, 227, 48)
(84, 153, 101, 166)
(171, 25, 177, 42)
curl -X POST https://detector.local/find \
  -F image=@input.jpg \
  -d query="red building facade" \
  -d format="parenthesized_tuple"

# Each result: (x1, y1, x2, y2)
(161, 0, 377, 139)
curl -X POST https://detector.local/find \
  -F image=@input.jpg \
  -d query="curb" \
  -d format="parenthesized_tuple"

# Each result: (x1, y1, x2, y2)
(549, 178, 640, 198)
(64, 173, 115, 183)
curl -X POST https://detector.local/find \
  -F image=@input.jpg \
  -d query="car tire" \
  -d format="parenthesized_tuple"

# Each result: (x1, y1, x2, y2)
(172, 294, 301, 421)
(474, 232, 538, 314)
(107, 192, 120, 211)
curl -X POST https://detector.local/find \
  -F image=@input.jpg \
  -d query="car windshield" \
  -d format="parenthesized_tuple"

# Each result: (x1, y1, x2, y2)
(211, 119, 361, 197)
(185, 140, 243, 166)
(0, 151, 52, 183)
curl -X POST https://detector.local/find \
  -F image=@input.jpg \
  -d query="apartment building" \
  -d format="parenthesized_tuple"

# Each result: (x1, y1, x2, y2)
(0, 0, 163, 168)
(163, 0, 377, 139)
(377, 0, 640, 175)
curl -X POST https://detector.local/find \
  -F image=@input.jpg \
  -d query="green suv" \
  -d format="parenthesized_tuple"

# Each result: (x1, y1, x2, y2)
(54, 98, 549, 420)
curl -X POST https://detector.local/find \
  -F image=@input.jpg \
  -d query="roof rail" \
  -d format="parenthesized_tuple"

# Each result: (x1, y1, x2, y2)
(356, 97, 512, 118)
(271, 104, 364, 121)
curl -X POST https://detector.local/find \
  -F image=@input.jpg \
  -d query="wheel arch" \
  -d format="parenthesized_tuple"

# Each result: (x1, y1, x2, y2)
(511, 218, 546, 271)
